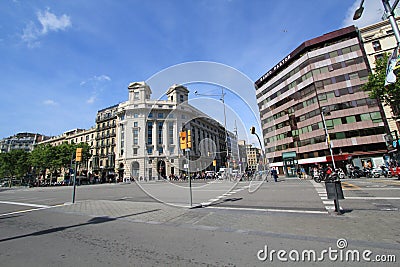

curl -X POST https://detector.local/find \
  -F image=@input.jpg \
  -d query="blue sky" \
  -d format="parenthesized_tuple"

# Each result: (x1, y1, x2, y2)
(0, 0, 387, 143)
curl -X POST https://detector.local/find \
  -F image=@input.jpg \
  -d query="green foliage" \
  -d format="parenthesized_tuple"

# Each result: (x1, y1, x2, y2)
(0, 149, 30, 179)
(362, 53, 400, 117)
(0, 142, 93, 182)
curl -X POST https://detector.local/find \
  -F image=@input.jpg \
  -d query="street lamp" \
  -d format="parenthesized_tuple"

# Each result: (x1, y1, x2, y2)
(321, 107, 336, 171)
(354, 0, 400, 44)
(194, 89, 229, 170)
(353, 0, 365, 20)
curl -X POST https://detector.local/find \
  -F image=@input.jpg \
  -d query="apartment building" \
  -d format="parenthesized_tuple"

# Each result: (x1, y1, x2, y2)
(359, 17, 400, 133)
(0, 133, 49, 153)
(93, 105, 118, 182)
(38, 128, 96, 174)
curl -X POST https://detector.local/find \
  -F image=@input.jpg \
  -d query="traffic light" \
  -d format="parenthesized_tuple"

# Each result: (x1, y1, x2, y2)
(250, 126, 255, 134)
(180, 131, 187, 150)
(76, 148, 83, 162)
(213, 160, 217, 166)
(187, 130, 192, 149)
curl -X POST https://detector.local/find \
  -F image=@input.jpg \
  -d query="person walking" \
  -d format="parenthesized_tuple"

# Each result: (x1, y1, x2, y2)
(271, 168, 278, 182)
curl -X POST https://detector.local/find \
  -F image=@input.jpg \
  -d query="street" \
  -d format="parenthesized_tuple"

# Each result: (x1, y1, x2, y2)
(0, 177, 399, 266)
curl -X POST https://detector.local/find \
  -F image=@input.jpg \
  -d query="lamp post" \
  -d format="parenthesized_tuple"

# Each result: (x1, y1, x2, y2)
(250, 126, 267, 176)
(321, 107, 336, 170)
(194, 88, 229, 172)
(354, 0, 400, 44)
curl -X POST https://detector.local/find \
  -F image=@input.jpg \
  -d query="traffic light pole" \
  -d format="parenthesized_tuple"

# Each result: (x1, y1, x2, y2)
(72, 148, 83, 204)
(187, 148, 192, 207)
(72, 159, 77, 203)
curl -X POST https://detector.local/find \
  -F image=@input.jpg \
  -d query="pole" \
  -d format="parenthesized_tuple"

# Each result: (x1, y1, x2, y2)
(221, 88, 229, 178)
(72, 160, 77, 203)
(321, 110, 336, 170)
(254, 132, 267, 177)
(382, 0, 400, 45)
(187, 148, 192, 207)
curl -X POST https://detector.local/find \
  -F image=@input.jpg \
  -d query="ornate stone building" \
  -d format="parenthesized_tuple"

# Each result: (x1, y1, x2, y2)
(115, 82, 235, 180)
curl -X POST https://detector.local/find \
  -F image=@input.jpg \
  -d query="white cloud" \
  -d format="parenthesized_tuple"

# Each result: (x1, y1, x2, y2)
(80, 74, 112, 104)
(87, 96, 96, 104)
(21, 8, 71, 48)
(94, 75, 111, 82)
(43, 99, 58, 106)
(342, 0, 384, 28)
(37, 9, 71, 34)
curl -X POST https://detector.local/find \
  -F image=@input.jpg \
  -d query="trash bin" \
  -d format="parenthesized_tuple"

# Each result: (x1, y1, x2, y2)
(325, 181, 344, 200)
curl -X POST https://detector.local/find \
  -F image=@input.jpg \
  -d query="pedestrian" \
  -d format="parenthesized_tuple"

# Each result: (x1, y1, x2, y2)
(300, 166, 306, 179)
(297, 166, 302, 179)
(271, 168, 278, 182)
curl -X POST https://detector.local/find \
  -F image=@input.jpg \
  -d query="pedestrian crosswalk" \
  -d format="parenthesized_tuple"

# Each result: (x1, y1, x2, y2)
(310, 180, 343, 212)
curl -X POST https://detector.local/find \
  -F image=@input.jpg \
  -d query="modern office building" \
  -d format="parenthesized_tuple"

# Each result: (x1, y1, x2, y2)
(0, 133, 49, 153)
(115, 82, 235, 180)
(255, 25, 388, 176)
(359, 17, 400, 133)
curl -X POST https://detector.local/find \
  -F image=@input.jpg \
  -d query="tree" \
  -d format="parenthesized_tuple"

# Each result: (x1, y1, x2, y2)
(29, 144, 53, 183)
(362, 53, 400, 119)
(0, 150, 30, 186)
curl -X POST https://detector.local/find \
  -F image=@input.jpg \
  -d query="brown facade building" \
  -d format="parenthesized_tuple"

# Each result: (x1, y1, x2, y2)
(255, 26, 388, 176)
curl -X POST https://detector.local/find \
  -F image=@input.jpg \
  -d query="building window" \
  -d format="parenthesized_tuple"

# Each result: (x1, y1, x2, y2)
(134, 121, 138, 127)
(147, 122, 153, 145)
(180, 95, 184, 103)
(134, 91, 139, 100)
(134, 113, 138, 118)
(147, 147, 153, 154)
(158, 113, 164, 118)
(148, 113, 153, 118)
(158, 147, 163, 154)
(168, 122, 174, 144)
(372, 40, 382, 51)
(370, 112, 382, 123)
(158, 122, 163, 144)
(133, 129, 139, 145)
(375, 53, 384, 61)
(133, 148, 138, 155)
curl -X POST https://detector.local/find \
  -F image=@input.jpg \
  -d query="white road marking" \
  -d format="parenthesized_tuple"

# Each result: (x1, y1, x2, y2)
(345, 196, 400, 200)
(0, 207, 50, 217)
(0, 201, 49, 208)
(205, 206, 327, 215)
(0, 202, 69, 217)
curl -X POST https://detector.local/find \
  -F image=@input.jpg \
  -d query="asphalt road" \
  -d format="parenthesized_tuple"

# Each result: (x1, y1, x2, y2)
(0, 177, 399, 266)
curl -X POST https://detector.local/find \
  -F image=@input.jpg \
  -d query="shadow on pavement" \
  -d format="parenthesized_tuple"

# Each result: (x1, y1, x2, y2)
(0, 209, 160, 243)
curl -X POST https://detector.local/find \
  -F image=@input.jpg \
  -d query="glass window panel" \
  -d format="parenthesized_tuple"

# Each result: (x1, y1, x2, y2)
(333, 118, 342, 126)
(370, 112, 382, 122)
(335, 132, 346, 139)
(346, 116, 356, 123)
(360, 113, 371, 121)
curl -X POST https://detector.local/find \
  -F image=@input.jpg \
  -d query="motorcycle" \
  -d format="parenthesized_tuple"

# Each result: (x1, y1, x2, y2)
(348, 166, 363, 178)
(313, 167, 338, 183)
(362, 167, 373, 178)
(380, 166, 392, 178)
(371, 168, 382, 178)
(336, 168, 345, 179)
